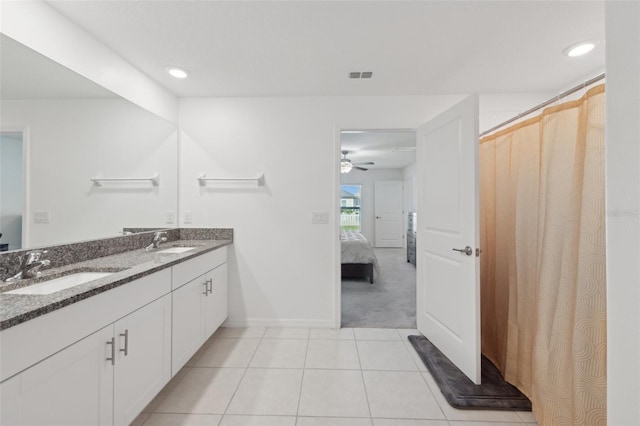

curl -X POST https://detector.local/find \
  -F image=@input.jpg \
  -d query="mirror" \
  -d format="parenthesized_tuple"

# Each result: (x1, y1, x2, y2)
(0, 34, 178, 251)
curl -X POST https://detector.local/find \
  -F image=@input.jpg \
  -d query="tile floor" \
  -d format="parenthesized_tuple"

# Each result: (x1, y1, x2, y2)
(131, 327, 538, 426)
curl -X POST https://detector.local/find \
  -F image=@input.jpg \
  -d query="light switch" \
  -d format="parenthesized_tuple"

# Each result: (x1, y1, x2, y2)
(312, 211, 329, 224)
(183, 211, 192, 224)
(165, 211, 175, 224)
(33, 211, 50, 224)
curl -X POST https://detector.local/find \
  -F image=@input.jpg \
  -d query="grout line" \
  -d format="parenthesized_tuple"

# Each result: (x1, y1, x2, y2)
(354, 339, 374, 419)
(295, 333, 311, 418)
(219, 328, 267, 419)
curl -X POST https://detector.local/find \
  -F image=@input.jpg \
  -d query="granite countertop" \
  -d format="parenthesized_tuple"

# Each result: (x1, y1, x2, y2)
(0, 239, 231, 330)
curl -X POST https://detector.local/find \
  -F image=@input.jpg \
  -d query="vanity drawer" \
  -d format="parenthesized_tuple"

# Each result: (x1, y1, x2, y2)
(171, 246, 227, 290)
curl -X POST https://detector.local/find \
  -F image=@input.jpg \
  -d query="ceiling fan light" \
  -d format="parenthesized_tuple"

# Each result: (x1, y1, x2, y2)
(341, 160, 353, 174)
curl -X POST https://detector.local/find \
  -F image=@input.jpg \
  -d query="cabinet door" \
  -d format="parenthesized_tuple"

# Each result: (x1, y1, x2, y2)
(172, 275, 206, 375)
(113, 294, 172, 426)
(204, 263, 228, 338)
(0, 326, 114, 426)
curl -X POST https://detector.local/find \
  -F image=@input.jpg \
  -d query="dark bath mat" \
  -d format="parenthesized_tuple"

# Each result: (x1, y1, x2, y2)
(408, 335, 531, 411)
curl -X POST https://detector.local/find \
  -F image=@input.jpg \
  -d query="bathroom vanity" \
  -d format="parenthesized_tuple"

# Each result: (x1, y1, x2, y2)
(0, 229, 232, 426)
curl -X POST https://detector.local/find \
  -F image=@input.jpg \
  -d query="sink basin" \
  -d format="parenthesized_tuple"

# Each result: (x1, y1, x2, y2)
(157, 247, 196, 254)
(5, 272, 113, 295)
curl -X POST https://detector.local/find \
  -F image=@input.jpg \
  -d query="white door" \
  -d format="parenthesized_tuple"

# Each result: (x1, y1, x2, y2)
(374, 180, 404, 247)
(204, 263, 229, 338)
(0, 325, 114, 426)
(416, 94, 481, 384)
(172, 275, 206, 375)
(114, 294, 172, 426)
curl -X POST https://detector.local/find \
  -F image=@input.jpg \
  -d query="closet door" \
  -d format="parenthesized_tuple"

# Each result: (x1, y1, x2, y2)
(416, 94, 481, 384)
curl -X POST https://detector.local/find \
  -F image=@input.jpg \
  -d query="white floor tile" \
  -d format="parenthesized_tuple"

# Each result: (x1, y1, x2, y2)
(263, 328, 310, 339)
(372, 419, 449, 426)
(216, 327, 267, 339)
(142, 413, 222, 425)
(354, 328, 402, 341)
(363, 371, 445, 420)
(249, 339, 308, 368)
(357, 341, 418, 371)
(517, 411, 537, 423)
(193, 338, 261, 368)
(305, 339, 361, 370)
(309, 328, 355, 340)
(403, 342, 428, 372)
(395, 329, 423, 340)
(155, 368, 245, 414)
(296, 417, 372, 426)
(219, 415, 296, 425)
(298, 369, 370, 418)
(448, 422, 524, 426)
(226, 369, 303, 416)
(421, 372, 523, 422)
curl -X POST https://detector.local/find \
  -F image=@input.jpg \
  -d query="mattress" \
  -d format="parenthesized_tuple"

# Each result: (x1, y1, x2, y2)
(340, 230, 380, 273)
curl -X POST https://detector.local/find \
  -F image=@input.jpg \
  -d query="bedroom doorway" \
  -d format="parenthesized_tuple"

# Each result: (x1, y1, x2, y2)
(339, 129, 417, 329)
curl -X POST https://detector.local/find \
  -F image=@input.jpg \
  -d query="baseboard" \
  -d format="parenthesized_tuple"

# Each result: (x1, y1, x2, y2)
(222, 317, 336, 329)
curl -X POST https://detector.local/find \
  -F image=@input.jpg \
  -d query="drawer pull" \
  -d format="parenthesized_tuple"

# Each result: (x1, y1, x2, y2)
(120, 329, 129, 356)
(106, 337, 115, 365)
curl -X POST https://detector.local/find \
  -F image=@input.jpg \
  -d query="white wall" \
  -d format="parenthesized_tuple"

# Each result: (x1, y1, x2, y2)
(605, 2, 640, 424)
(0, 134, 23, 250)
(179, 94, 548, 327)
(341, 168, 404, 244)
(1, 99, 178, 248)
(0, 1, 178, 124)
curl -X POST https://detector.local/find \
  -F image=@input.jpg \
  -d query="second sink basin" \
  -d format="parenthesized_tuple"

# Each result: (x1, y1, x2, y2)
(5, 272, 114, 295)
(157, 247, 196, 254)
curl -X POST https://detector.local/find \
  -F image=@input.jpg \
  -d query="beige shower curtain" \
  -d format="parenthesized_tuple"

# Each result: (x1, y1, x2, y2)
(480, 85, 606, 425)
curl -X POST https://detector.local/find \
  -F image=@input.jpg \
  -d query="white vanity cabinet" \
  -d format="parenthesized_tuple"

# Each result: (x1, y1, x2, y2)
(0, 245, 229, 426)
(0, 270, 172, 426)
(171, 247, 228, 375)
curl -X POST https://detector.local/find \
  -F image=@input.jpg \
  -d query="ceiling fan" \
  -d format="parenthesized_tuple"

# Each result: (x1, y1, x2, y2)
(341, 150, 374, 173)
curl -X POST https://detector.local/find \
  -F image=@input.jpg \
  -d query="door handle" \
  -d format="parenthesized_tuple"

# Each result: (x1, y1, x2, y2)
(207, 278, 213, 294)
(119, 329, 129, 356)
(376, 216, 381, 219)
(203, 281, 208, 296)
(452, 246, 473, 256)
(106, 337, 115, 366)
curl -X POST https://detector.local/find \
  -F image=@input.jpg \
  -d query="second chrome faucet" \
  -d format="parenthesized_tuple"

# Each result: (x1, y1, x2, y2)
(145, 231, 168, 251)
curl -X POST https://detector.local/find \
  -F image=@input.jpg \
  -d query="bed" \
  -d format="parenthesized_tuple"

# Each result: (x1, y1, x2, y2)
(341, 230, 380, 283)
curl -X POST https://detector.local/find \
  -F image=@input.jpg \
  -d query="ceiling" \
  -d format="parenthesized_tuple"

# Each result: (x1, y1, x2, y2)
(341, 130, 416, 170)
(46, 1, 605, 98)
(16, 1, 605, 170)
(0, 34, 115, 99)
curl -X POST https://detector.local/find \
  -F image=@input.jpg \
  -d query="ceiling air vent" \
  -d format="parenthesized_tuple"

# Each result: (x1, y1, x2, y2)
(348, 71, 373, 79)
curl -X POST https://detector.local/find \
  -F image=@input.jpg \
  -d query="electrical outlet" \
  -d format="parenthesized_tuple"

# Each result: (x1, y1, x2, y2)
(311, 211, 329, 224)
(184, 211, 192, 224)
(33, 211, 50, 224)
(165, 211, 175, 224)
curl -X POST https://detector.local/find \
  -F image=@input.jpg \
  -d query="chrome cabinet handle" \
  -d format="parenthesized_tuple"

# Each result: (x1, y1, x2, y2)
(119, 329, 129, 356)
(207, 278, 213, 294)
(452, 246, 473, 256)
(106, 337, 115, 365)
(203, 281, 208, 296)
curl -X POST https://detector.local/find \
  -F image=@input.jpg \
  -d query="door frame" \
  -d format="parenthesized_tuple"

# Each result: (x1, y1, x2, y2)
(332, 126, 416, 328)
(0, 125, 31, 250)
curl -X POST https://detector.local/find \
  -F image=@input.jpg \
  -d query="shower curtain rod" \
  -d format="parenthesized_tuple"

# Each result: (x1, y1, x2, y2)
(479, 72, 605, 138)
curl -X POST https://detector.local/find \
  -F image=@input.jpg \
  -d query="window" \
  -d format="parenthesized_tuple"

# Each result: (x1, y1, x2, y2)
(340, 184, 361, 232)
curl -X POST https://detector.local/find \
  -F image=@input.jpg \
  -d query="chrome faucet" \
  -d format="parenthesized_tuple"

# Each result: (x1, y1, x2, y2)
(145, 231, 168, 251)
(5, 250, 51, 282)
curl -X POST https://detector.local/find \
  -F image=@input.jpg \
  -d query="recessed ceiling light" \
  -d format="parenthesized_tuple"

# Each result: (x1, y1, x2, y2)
(168, 67, 189, 79)
(564, 42, 595, 58)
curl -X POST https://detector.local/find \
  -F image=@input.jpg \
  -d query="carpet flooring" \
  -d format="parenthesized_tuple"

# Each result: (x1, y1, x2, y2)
(408, 335, 532, 411)
(341, 248, 416, 328)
